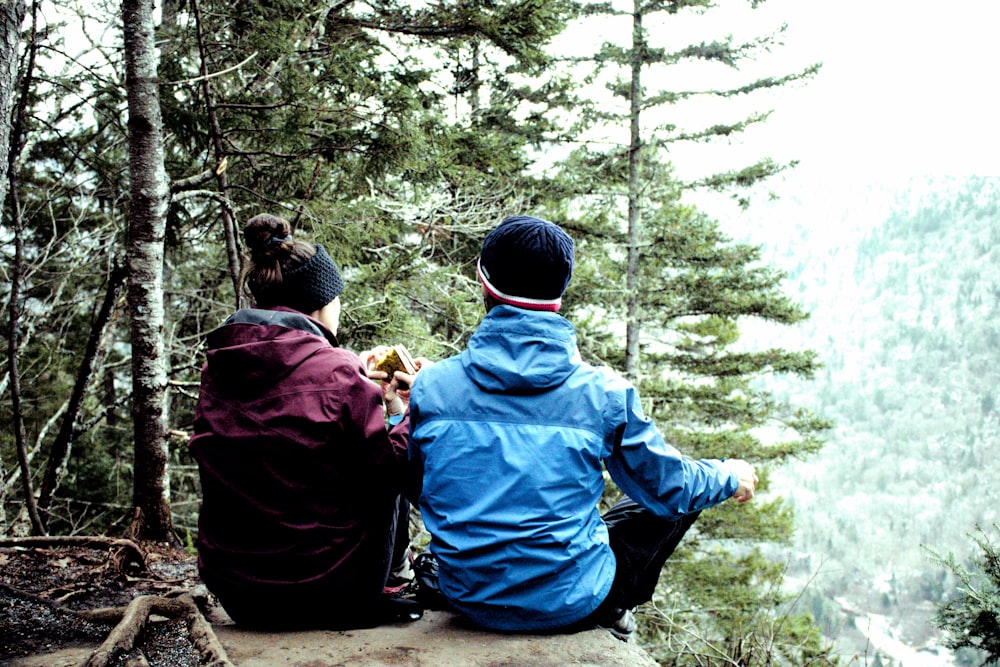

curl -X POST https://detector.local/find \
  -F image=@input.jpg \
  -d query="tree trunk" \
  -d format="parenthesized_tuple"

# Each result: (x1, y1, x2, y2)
(2, 0, 43, 537)
(191, 0, 242, 308)
(624, 0, 643, 381)
(121, 0, 176, 543)
(0, 0, 25, 208)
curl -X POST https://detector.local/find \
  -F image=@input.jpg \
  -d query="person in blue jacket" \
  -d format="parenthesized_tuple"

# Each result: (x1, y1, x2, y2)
(407, 214, 758, 639)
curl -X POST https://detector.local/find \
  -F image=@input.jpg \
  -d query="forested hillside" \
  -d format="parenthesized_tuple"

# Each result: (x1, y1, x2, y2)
(715, 175, 1000, 665)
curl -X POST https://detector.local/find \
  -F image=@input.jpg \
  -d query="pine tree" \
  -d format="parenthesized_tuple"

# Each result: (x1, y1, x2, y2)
(155, 0, 578, 351)
(1, 0, 582, 535)
(537, 0, 831, 662)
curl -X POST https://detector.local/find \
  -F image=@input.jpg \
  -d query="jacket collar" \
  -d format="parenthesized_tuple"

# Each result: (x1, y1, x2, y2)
(224, 306, 339, 347)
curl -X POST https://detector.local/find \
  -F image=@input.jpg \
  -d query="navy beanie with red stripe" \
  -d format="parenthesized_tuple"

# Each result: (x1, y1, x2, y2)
(477, 215, 574, 311)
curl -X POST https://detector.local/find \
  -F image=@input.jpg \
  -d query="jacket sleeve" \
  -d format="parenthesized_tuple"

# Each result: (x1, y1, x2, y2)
(334, 355, 410, 475)
(603, 381, 738, 518)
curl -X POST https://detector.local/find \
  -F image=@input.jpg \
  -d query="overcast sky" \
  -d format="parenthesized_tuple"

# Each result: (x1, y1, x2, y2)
(710, 0, 1000, 184)
(558, 0, 999, 191)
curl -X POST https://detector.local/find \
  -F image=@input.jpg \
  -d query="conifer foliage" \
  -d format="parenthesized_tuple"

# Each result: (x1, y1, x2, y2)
(931, 526, 1000, 665)
(540, 0, 830, 662)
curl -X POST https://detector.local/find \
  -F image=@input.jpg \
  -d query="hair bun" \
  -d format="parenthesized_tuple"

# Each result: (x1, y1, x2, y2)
(245, 213, 293, 258)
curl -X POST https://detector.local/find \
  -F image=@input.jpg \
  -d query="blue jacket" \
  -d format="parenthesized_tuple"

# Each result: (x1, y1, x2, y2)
(408, 306, 738, 631)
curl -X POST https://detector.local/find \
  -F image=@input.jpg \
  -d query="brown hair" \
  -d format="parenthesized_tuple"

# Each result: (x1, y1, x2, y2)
(242, 214, 317, 306)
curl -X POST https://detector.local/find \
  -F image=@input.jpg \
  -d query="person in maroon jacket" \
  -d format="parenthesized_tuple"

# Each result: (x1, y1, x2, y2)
(188, 213, 420, 629)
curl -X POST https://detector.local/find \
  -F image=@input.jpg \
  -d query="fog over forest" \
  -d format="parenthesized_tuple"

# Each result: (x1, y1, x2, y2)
(701, 173, 1000, 666)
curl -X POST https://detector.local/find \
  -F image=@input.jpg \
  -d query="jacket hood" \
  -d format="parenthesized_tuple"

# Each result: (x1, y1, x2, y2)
(203, 307, 337, 390)
(461, 305, 579, 393)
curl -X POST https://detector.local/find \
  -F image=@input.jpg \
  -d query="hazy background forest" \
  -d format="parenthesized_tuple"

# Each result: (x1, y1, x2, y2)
(698, 173, 1000, 666)
(1, 0, 998, 665)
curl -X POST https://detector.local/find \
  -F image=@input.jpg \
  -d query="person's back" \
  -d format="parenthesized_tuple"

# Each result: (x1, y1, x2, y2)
(409, 215, 758, 636)
(192, 310, 404, 621)
(412, 305, 617, 630)
(189, 214, 417, 629)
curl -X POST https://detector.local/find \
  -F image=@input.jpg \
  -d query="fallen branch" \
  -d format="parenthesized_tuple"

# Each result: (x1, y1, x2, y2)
(80, 593, 233, 667)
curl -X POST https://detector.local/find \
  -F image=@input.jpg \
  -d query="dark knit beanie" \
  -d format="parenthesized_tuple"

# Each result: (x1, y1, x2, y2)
(477, 215, 574, 312)
(280, 244, 345, 314)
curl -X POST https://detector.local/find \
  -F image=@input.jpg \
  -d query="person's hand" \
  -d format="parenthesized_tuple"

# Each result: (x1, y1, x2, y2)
(359, 346, 392, 382)
(725, 459, 758, 504)
(358, 349, 433, 415)
(391, 356, 433, 401)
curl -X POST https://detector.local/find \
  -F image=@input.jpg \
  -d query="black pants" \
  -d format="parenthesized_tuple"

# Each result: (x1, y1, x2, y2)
(566, 496, 700, 631)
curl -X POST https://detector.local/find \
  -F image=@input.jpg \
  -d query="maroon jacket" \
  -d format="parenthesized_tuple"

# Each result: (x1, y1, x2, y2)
(188, 307, 409, 616)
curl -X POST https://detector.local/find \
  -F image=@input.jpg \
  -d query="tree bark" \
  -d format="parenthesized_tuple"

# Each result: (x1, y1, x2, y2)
(121, 0, 176, 543)
(2, 0, 43, 537)
(624, 0, 643, 382)
(0, 0, 26, 208)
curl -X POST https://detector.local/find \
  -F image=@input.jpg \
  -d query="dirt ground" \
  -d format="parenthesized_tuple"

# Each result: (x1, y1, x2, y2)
(0, 537, 659, 667)
(0, 537, 207, 666)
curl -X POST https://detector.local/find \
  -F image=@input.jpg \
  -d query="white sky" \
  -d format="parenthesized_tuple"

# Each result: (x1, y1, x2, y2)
(685, 0, 1000, 183)
(559, 0, 1000, 186)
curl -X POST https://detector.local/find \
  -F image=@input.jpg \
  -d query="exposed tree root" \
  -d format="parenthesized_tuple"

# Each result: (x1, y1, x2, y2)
(79, 592, 233, 667)
(0, 535, 147, 572)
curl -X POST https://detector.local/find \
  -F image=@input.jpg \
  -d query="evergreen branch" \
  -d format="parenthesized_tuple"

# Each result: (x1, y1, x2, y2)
(652, 112, 772, 144)
(336, 15, 474, 39)
(686, 158, 795, 192)
(719, 64, 822, 97)
(640, 63, 820, 108)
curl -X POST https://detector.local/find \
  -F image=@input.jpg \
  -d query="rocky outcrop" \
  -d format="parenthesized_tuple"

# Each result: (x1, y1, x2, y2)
(215, 609, 660, 666)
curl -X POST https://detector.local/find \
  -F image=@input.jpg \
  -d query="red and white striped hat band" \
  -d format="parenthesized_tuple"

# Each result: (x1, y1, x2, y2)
(477, 258, 563, 312)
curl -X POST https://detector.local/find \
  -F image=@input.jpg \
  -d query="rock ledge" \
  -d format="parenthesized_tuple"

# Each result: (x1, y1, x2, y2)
(215, 609, 659, 667)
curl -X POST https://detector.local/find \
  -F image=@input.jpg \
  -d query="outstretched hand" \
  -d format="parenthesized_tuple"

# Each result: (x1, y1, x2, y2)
(725, 459, 758, 504)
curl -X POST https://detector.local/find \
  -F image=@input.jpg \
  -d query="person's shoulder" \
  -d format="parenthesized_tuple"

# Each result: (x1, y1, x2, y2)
(417, 353, 462, 381)
(301, 344, 368, 380)
(325, 346, 365, 366)
(571, 358, 629, 387)
(410, 354, 467, 399)
(570, 363, 635, 408)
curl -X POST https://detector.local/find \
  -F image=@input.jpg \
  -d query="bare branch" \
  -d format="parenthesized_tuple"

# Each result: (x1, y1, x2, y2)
(161, 51, 258, 88)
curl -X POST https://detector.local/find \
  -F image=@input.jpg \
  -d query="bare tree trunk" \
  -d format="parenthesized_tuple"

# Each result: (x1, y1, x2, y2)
(624, 0, 643, 382)
(0, 0, 27, 534)
(0, 0, 26, 208)
(2, 0, 44, 537)
(122, 0, 176, 543)
(6, 195, 45, 536)
(37, 261, 127, 518)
